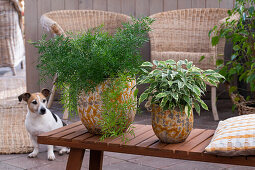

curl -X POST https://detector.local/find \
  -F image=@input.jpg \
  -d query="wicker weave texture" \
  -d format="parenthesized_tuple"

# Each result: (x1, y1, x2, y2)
(41, 10, 131, 36)
(0, 0, 25, 68)
(0, 78, 33, 154)
(149, 8, 229, 70)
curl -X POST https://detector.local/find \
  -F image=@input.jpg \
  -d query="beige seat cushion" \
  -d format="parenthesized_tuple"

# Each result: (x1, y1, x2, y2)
(205, 114, 255, 156)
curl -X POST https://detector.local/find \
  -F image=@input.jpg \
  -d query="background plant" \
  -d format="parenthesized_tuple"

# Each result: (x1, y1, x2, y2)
(137, 59, 224, 116)
(32, 17, 154, 114)
(210, 0, 255, 97)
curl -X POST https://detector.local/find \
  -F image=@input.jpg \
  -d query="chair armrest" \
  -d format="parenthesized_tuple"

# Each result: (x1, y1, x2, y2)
(10, 0, 23, 32)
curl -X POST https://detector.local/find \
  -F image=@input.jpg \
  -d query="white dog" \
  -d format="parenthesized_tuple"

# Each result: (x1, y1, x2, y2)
(18, 89, 69, 161)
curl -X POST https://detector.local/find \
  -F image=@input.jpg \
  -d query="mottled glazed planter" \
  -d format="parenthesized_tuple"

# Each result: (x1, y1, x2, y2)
(151, 104, 193, 143)
(78, 79, 136, 134)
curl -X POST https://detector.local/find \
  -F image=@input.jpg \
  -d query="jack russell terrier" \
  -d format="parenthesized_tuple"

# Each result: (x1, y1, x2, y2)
(18, 89, 70, 161)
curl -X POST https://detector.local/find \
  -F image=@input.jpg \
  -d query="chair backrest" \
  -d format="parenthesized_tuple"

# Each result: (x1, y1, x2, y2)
(149, 8, 229, 53)
(41, 10, 131, 36)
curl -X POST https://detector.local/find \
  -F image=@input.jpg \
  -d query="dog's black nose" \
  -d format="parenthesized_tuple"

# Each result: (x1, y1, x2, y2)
(40, 108, 46, 114)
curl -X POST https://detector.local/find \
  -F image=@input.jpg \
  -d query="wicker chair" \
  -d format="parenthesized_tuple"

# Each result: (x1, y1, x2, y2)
(149, 8, 229, 121)
(40, 10, 131, 119)
(0, 0, 25, 76)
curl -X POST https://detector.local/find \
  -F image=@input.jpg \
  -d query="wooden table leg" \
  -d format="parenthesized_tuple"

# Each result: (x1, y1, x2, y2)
(89, 150, 104, 170)
(66, 148, 85, 170)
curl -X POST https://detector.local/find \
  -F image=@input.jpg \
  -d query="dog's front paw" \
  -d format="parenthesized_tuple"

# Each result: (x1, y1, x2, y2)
(59, 147, 70, 155)
(28, 152, 38, 158)
(47, 153, 55, 161)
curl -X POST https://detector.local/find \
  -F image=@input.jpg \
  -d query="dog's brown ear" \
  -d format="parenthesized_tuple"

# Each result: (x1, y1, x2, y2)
(18, 93, 31, 102)
(41, 88, 50, 98)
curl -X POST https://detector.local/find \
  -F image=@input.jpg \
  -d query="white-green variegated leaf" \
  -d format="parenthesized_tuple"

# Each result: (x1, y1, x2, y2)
(141, 61, 153, 67)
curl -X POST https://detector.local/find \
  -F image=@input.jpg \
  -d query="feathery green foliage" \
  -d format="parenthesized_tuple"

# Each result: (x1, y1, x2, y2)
(32, 17, 154, 115)
(99, 74, 137, 141)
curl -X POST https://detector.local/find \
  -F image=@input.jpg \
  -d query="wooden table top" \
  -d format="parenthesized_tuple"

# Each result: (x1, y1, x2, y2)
(38, 121, 255, 167)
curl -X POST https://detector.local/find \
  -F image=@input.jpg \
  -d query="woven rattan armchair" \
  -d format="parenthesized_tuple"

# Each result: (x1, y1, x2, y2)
(0, 0, 25, 76)
(149, 8, 229, 121)
(40, 10, 131, 119)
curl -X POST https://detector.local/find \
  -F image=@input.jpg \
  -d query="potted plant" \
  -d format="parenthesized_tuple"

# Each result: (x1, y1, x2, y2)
(32, 17, 154, 140)
(137, 59, 224, 143)
(210, 0, 255, 113)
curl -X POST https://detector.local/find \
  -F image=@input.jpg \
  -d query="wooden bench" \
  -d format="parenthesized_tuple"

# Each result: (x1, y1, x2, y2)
(37, 121, 255, 170)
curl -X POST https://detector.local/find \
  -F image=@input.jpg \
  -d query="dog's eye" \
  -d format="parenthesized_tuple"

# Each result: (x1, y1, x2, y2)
(42, 99, 46, 103)
(32, 101, 37, 105)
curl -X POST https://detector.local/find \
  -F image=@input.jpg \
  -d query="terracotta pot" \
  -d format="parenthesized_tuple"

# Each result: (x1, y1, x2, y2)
(151, 104, 193, 143)
(78, 79, 136, 134)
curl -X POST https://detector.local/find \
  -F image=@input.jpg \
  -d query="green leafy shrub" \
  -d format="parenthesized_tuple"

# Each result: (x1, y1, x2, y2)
(210, 0, 255, 94)
(137, 59, 224, 116)
(32, 17, 154, 114)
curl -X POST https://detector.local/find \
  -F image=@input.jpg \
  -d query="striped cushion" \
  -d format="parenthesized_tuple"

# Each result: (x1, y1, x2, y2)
(205, 114, 255, 156)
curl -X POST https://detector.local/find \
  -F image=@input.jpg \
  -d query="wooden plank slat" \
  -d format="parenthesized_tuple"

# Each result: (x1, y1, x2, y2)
(37, 0, 51, 39)
(65, 0, 79, 9)
(108, 0, 121, 13)
(135, 0, 150, 17)
(124, 129, 155, 146)
(150, 0, 163, 15)
(93, 0, 107, 10)
(219, 0, 234, 9)
(37, 0, 52, 90)
(109, 125, 152, 146)
(39, 121, 82, 137)
(163, 129, 206, 151)
(163, 0, 177, 11)
(190, 136, 213, 153)
(206, 0, 219, 8)
(79, 0, 93, 9)
(174, 130, 215, 153)
(61, 128, 89, 141)
(149, 140, 167, 149)
(25, 0, 39, 92)
(51, 0, 65, 10)
(84, 124, 148, 145)
(72, 132, 95, 142)
(178, 0, 192, 9)
(52, 124, 85, 138)
(136, 135, 159, 147)
(192, 0, 206, 8)
(121, 0, 135, 16)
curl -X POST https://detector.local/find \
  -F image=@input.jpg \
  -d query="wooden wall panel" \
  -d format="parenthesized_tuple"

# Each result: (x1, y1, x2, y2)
(220, 0, 234, 8)
(150, 0, 163, 15)
(51, 0, 65, 10)
(192, 0, 205, 8)
(93, 0, 107, 10)
(65, 0, 79, 9)
(178, 0, 192, 9)
(122, 0, 135, 16)
(206, 0, 219, 8)
(79, 0, 93, 9)
(37, 0, 52, 90)
(25, 0, 39, 92)
(26, 0, 234, 92)
(136, 0, 150, 17)
(108, 0, 121, 13)
(164, 0, 178, 11)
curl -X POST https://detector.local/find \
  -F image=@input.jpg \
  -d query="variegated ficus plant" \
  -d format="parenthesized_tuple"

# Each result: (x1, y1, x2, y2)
(137, 59, 225, 117)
